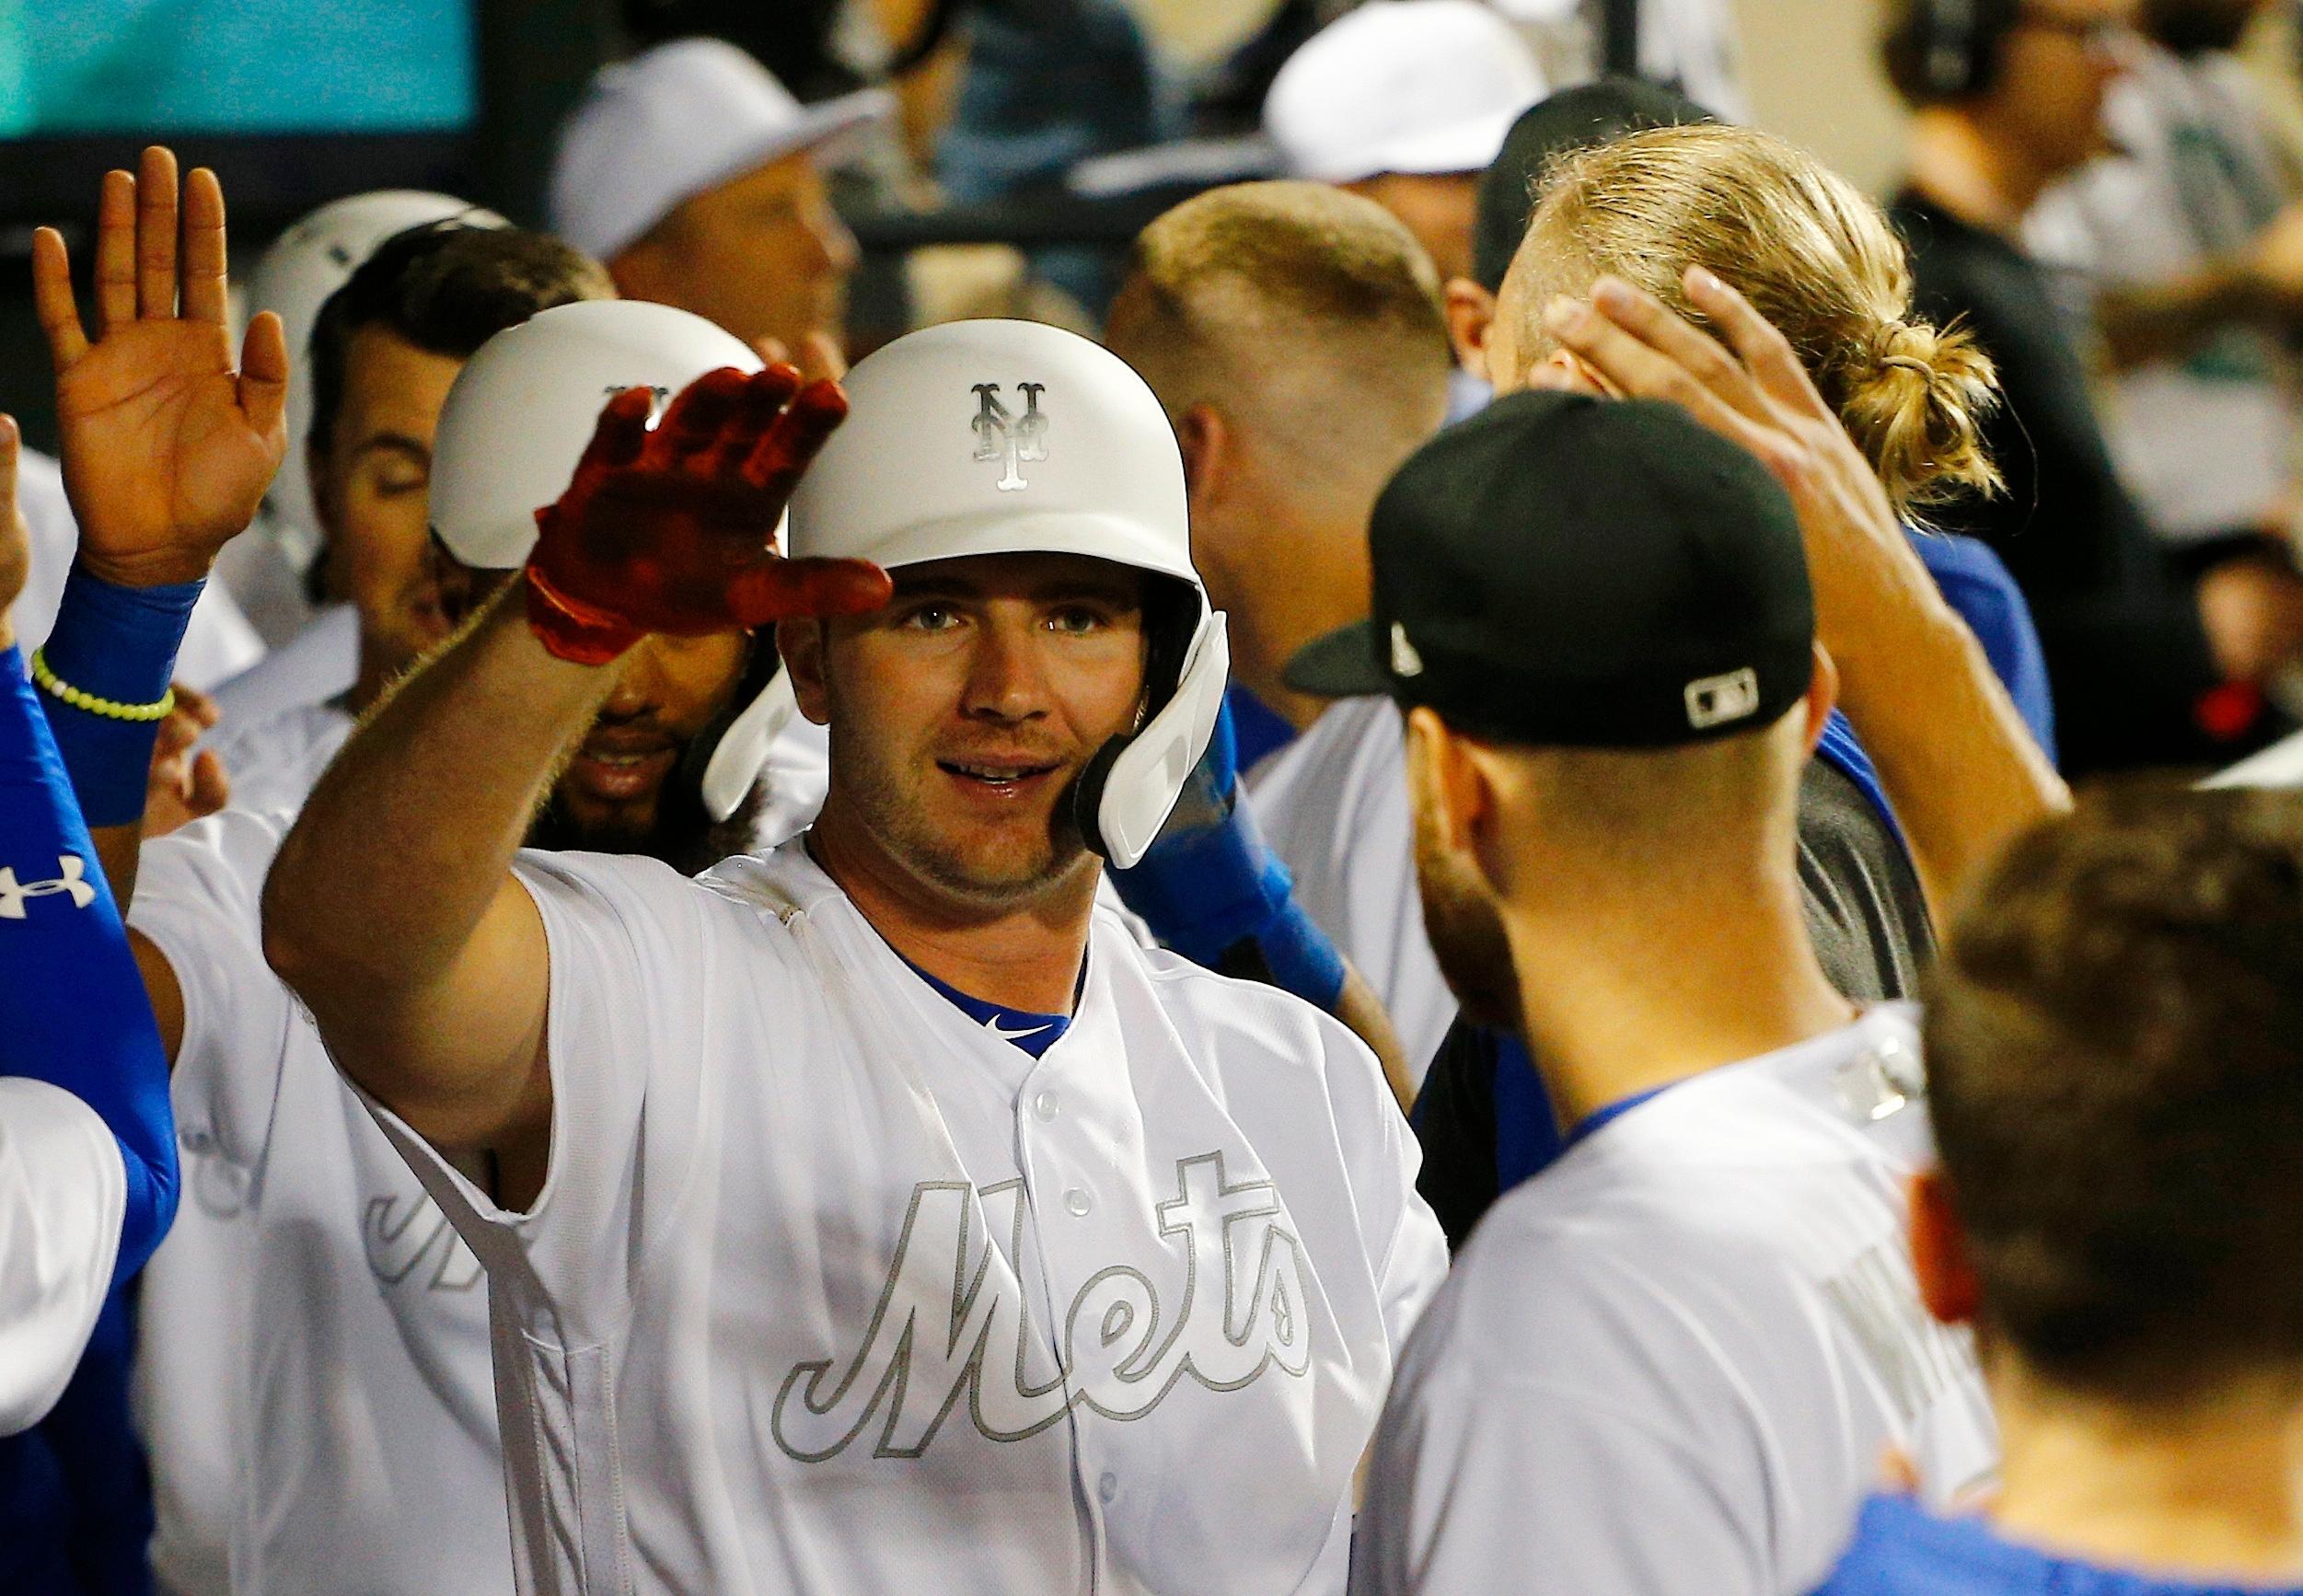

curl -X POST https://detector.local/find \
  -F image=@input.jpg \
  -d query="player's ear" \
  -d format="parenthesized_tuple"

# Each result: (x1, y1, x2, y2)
(1175, 404, 1229, 512)
(1801, 642, 1839, 758)
(1408, 705, 1500, 880)
(776, 616, 831, 726)
(1444, 278, 1495, 376)
(1907, 1167, 1985, 1327)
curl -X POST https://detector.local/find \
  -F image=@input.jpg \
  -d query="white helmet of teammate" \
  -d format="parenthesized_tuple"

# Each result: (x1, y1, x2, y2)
(788, 318, 1229, 869)
(249, 190, 507, 547)
(428, 298, 798, 822)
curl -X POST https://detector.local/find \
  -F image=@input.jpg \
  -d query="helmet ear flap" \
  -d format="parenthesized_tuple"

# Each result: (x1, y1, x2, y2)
(1078, 609, 1231, 869)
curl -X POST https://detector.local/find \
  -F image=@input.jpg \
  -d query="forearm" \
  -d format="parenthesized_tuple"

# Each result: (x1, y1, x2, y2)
(0, 646, 177, 1281)
(263, 583, 610, 1152)
(2095, 264, 2272, 371)
(1830, 592, 2070, 919)
(264, 581, 612, 1005)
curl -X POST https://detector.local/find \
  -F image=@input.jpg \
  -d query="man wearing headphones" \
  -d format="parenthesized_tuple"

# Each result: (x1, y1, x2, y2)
(1883, 0, 2272, 775)
(27, 156, 839, 1592)
(261, 318, 1448, 1592)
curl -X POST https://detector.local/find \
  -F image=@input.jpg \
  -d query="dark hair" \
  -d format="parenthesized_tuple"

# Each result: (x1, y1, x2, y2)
(1924, 784, 2303, 1402)
(307, 222, 614, 457)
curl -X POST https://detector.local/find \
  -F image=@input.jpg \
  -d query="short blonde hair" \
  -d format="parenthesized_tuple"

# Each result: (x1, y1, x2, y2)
(1110, 180, 1451, 512)
(1504, 123, 2002, 521)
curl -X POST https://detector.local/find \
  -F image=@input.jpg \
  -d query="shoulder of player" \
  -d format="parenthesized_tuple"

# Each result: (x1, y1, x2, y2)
(1105, 932, 1405, 1125)
(1118, 934, 1373, 1067)
(130, 804, 298, 933)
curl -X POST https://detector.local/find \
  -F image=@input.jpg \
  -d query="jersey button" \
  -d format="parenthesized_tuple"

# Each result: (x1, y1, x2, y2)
(1065, 1188, 1092, 1218)
(1098, 1472, 1118, 1504)
(1034, 1089, 1060, 1122)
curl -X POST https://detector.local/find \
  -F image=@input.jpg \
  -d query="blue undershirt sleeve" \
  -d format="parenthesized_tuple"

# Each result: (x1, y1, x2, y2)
(0, 646, 178, 1281)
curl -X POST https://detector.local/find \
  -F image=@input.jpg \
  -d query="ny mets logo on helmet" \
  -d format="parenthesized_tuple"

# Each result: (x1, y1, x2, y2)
(972, 381, 1048, 492)
(770, 1151, 1313, 1462)
(0, 854, 98, 919)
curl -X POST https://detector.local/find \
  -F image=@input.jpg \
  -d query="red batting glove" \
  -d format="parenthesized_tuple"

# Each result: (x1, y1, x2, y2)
(524, 364, 893, 665)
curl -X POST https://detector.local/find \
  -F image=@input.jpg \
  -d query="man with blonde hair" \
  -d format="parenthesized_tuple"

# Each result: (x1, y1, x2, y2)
(1105, 179, 1461, 1076)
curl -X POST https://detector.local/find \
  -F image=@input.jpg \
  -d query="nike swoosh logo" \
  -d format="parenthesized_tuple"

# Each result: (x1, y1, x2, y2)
(986, 1014, 1053, 1041)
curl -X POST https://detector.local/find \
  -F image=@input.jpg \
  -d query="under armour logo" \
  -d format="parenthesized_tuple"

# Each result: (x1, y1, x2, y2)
(972, 382, 1048, 492)
(0, 855, 97, 919)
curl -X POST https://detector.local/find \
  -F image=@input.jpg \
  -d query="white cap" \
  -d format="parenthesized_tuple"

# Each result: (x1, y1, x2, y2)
(549, 38, 893, 261)
(1263, 0, 1547, 184)
(248, 191, 506, 544)
(790, 321, 1228, 868)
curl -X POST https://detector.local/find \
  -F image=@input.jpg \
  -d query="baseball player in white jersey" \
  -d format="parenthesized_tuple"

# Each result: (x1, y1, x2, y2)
(1315, 390, 1996, 1594)
(264, 316, 1448, 1593)
(129, 304, 830, 1594)
(24, 155, 833, 1591)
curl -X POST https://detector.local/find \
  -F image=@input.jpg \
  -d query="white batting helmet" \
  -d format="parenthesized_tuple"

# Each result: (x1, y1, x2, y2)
(428, 298, 799, 823)
(788, 318, 1230, 869)
(248, 190, 507, 547)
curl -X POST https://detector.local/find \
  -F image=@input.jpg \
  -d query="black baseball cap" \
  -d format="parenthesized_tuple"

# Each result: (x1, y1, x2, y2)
(1284, 390, 1814, 749)
(1472, 77, 1717, 292)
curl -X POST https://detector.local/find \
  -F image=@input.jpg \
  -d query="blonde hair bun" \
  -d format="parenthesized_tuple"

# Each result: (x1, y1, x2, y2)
(1835, 317, 2004, 521)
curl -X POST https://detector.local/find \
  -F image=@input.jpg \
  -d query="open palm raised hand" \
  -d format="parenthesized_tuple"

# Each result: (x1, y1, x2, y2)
(525, 364, 891, 664)
(32, 145, 287, 589)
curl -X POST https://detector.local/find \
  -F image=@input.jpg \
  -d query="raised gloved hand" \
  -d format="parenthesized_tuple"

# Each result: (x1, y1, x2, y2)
(1109, 698, 1347, 1012)
(525, 364, 893, 665)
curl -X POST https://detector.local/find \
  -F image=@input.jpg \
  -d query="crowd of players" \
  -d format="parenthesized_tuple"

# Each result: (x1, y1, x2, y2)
(5, 1, 2303, 1592)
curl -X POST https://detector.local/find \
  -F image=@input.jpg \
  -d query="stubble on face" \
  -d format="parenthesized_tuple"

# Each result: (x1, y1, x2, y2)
(820, 665, 1103, 911)
(1411, 764, 1524, 1034)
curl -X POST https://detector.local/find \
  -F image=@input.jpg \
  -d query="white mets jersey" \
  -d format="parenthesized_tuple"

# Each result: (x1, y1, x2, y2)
(1246, 698, 1454, 1081)
(1352, 1005, 1996, 1596)
(366, 839, 1448, 1595)
(130, 723, 830, 1593)
(130, 807, 511, 1595)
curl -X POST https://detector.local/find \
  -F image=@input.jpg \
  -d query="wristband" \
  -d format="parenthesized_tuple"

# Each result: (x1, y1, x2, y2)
(37, 565, 203, 828)
(524, 556, 643, 667)
(29, 651, 176, 722)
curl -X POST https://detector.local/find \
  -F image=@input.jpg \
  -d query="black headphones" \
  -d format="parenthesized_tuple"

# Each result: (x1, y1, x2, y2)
(1903, 0, 2022, 99)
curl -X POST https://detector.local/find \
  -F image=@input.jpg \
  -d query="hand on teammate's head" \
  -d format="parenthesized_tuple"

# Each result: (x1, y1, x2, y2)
(30, 145, 287, 591)
(1542, 269, 1939, 661)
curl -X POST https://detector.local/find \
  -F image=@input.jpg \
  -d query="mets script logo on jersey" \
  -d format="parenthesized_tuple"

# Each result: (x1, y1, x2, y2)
(0, 854, 96, 919)
(971, 381, 1047, 492)
(771, 1151, 1312, 1461)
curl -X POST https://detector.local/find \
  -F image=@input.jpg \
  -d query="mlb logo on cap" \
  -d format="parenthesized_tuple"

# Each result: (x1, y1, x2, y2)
(1685, 667, 1762, 731)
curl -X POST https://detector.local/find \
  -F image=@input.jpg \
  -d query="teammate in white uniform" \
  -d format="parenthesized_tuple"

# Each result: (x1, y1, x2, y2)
(1103, 181, 1457, 1075)
(1329, 391, 1997, 1594)
(264, 318, 1448, 1594)
(26, 156, 831, 1592)
(203, 222, 615, 818)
